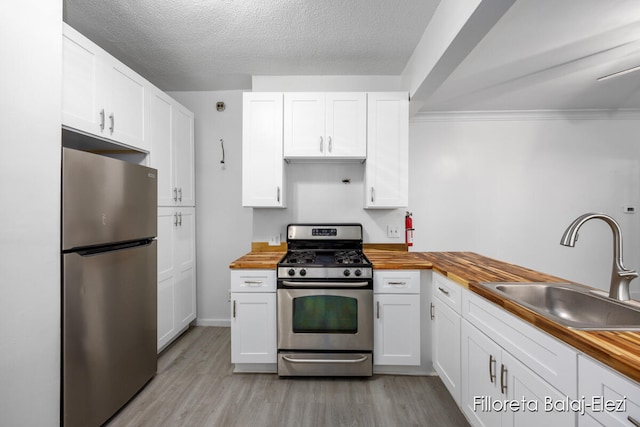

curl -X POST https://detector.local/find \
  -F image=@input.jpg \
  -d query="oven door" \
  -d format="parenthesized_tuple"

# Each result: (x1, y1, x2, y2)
(277, 287, 373, 351)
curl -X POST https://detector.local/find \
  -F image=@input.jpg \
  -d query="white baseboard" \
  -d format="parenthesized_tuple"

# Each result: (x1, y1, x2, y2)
(196, 318, 230, 327)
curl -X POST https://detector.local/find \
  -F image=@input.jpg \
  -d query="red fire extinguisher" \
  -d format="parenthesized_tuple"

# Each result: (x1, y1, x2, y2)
(405, 211, 414, 247)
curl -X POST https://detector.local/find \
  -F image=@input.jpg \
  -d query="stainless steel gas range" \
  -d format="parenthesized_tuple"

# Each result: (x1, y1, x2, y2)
(277, 224, 373, 377)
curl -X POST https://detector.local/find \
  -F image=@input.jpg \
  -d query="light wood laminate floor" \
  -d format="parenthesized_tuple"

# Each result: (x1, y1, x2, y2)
(106, 327, 469, 427)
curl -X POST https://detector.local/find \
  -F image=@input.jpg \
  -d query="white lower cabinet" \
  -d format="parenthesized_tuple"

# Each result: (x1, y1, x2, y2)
(461, 320, 574, 427)
(578, 355, 640, 427)
(432, 272, 462, 405)
(460, 290, 577, 427)
(230, 270, 277, 367)
(157, 207, 196, 351)
(373, 270, 420, 366)
(429, 278, 582, 427)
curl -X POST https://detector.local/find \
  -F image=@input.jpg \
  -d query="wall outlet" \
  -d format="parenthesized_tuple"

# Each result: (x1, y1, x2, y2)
(268, 234, 281, 246)
(228, 290, 231, 302)
(387, 225, 401, 238)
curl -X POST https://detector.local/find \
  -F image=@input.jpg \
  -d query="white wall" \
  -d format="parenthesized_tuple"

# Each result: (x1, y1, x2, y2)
(0, 1, 62, 425)
(252, 162, 407, 243)
(175, 87, 640, 327)
(252, 75, 402, 92)
(169, 90, 253, 325)
(409, 111, 640, 298)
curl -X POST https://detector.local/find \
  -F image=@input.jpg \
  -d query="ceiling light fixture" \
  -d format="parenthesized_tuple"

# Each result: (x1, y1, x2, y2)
(597, 64, 640, 81)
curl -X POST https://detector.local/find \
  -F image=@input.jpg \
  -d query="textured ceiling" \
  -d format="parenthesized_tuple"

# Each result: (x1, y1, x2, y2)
(63, 0, 438, 91)
(63, 0, 640, 111)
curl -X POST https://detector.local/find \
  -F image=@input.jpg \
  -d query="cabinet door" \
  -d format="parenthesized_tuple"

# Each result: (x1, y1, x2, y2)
(104, 56, 148, 151)
(324, 92, 366, 158)
(62, 25, 104, 136)
(231, 293, 277, 364)
(433, 301, 461, 405)
(502, 351, 576, 427)
(579, 355, 640, 427)
(374, 294, 420, 366)
(365, 92, 409, 208)
(283, 92, 325, 158)
(461, 320, 503, 427)
(242, 92, 285, 207)
(174, 104, 195, 206)
(175, 208, 196, 328)
(149, 90, 175, 205)
(157, 208, 177, 351)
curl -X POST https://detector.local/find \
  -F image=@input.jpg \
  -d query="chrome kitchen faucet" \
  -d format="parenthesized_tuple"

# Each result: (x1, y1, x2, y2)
(560, 213, 637, 301)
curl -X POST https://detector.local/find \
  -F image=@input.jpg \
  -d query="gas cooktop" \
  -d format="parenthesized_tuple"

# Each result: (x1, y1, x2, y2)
(277, 224, 372, 280)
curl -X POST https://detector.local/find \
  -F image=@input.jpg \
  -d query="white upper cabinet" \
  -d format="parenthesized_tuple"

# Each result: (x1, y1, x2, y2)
(149, 88, 195, 207)
(62, 25, 102, 137)
(364, 92, 409, 209)
(103, 55, 147, 150)
(283, 92, 366, 160)
(149, 90, 174, 205)
(173, 103, 196, 206)
(62, 23, 149, 152)
(242, 92, 286, 208)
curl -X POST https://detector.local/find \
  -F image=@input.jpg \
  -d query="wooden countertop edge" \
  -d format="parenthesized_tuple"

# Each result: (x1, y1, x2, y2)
(228, 249, 640, 383)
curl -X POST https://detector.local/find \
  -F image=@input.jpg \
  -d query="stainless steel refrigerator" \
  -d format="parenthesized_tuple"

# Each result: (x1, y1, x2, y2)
(61, 147, 157, 427)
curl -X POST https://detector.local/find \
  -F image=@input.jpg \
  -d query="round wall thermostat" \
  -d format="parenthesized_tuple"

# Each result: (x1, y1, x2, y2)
(216, 102, 225, 112)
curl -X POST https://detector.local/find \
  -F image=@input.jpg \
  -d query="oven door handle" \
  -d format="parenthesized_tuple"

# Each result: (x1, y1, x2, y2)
(281, 280, 369, 288)
(282, 355, 369, 364)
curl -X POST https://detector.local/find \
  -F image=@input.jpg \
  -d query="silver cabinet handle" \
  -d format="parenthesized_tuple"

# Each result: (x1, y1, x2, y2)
(489, 355, 496, 384)
(370, 187, 375, 203)
(500, 364, 507, 394)
(243, 280, 263, 286)
(320, 136, 324, 152)
(173, 187, 178, 202)
(178, 212, 182, 226)
(277, 186, 280, 203)
(282, 355, 368, 364)
(178, 188, 182, 202)
(628, 416, 640, 427)
(389, 281, 407, 286)
(109, 113, 114, 134)
(438, 287, 450, 296)
(328, 136, 332, 152)
(232, 300, 236, 318)
(281, 281, 369, 288)
(376, 301, 380, 319)
(429, 302, 435, 320)
(99, 109, 105, 131)
(173, 213, 178, 226)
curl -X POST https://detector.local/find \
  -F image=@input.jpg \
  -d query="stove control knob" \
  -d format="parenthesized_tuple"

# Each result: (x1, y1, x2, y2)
(343, 269, 351, 277)
(354, 269, 362, 277)
(288, 269, 295, 276)
(299, 269, 307, 277)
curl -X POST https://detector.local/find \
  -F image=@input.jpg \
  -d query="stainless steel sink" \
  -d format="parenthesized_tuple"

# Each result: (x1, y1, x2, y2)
(476, 282, 640, 331)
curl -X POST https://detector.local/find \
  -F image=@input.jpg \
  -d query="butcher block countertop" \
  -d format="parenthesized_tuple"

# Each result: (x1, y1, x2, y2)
(229, 247, 640, 384)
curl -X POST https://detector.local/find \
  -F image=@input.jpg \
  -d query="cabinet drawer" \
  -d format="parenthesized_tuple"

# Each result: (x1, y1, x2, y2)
(374, 270, 420, 294)
(579, 355, 640, 426)
(432, 271, 462, 314)
(230, 270, 276, 292)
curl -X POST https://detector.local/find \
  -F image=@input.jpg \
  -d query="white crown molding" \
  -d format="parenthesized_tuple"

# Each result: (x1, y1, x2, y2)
(410, 109, 640, 122)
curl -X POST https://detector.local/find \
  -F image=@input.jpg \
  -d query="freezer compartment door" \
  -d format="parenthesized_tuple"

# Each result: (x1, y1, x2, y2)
(62, 147, 157, 250)
(62, 240, 157, 427)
